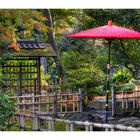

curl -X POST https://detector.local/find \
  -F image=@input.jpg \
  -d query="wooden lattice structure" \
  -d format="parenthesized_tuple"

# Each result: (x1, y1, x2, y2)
(0, 40, 56, 96)
(115, 90, 140, 114)
(8, 90, 83, 116)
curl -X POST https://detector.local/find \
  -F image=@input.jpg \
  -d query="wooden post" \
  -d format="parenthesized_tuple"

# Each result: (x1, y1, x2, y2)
(32, 94, 35, 114)
(89, 125, 93, 131)
(23, 96, 26, 114)
(70, 122, 74, 131)
(126, 92, 128, 110)
(79, 88, 83, 113)
(40, 118, 46, 130)
(136, 90, 138, 109)
(111, 128, 115, 131)
(66, 123, 70, 131)
(19, 114, 25, 131)
(39, 95, 41, 113)
(53, 93, 57, 117)
(34, 79, 37, 95)
(85, 125, 89, 131)
(105, 128, 110, 131)
(19, 63, 22, 96)
(51, 119, 55, 131)
(133, 91, 136, 111)
(47, 95, 50, 113)
(73, 94, 75, 112)
(60, 95, 63, 113)
(65, 93, 68, 113)
(32, 116, 38, 131)
(85, 121, 89, 131)
(111, 85, 116, 117)
(37, 57, 41, 95)
(137, 90, 139, 109)
(48, 120, 52, 131)
(122, 91, 125, 113)
(17, 96, 20, 113)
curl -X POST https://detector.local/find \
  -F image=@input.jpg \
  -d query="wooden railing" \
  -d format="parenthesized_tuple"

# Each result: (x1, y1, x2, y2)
(8, 89, 83, 115)
(11, 113, 140, 131)
(92, 90, 140, 114)
(115, 90, 140, 113)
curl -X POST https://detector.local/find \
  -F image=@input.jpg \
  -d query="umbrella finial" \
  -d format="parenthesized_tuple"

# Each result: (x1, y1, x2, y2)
(108, 20, 112, 26)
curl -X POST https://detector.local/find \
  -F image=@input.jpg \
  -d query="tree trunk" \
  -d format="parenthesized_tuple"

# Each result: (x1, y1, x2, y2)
(43, 9, 65, 80)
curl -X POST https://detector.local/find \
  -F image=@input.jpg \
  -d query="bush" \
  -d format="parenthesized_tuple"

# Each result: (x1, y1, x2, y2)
(0, 90, 16, 130)
(113, 67, 132, 85)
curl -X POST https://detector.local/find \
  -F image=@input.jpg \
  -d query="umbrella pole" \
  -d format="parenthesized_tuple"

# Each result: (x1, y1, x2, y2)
(105, 40, 112, 123)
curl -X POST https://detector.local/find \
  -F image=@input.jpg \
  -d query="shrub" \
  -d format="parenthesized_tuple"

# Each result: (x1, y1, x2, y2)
(113, 67, 132, 85)
(0, 90, 16, 130)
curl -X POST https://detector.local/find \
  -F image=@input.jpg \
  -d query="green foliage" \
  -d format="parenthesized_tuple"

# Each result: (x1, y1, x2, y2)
(0, 90, 16, 130)
(80, 9, 140, 80)
(62, 51, 106, 94)
(113, 67, 133, 85)
(0, 58, 17, 130)
(121, 82, 136, 91)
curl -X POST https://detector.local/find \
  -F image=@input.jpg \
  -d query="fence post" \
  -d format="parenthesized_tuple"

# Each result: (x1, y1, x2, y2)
(32, 95, 35, 114)
(66, 123, 70, 131)
(133, 91, 136, 111)
(51, 119, 55, 131)
(40, 118, 46, 130)
(19, 114, 25, 131)
(48, 118, 54, 131)
(85, 121, 89, 131)
(19, 63, 22, 96)
(53, 93, 57, 117)
(105, 128, 110, 131)
(111, 128, 115, 131)
(79, 88, 83, 113)
(89, 125, 93, 131)
(70, 122, 74, 131)
(122, 91, 125, 113)
(111, 85, 116, 117)
(32, 116, 38, 131)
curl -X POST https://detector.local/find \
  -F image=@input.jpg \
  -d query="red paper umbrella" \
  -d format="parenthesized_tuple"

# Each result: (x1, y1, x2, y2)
(68, 20, 140, 123)
(68, 20, 140, 39)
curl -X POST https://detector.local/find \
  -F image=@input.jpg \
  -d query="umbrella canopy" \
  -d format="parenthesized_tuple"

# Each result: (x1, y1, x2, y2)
(68, 20, 140, 123)
(68, 20, 140, 40)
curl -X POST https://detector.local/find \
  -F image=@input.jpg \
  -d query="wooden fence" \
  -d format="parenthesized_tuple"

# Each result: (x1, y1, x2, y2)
(11, 113, 140, 131)
(8, 89, 83, 116)
(115, 90, 140, 113)
(92, 90, 140, 114)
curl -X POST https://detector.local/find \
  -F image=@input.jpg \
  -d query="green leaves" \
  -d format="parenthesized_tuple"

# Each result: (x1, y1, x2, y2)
(113, 67, 132, 85)
(62, 50, 106, 94)
(0, 90, 16, 130)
